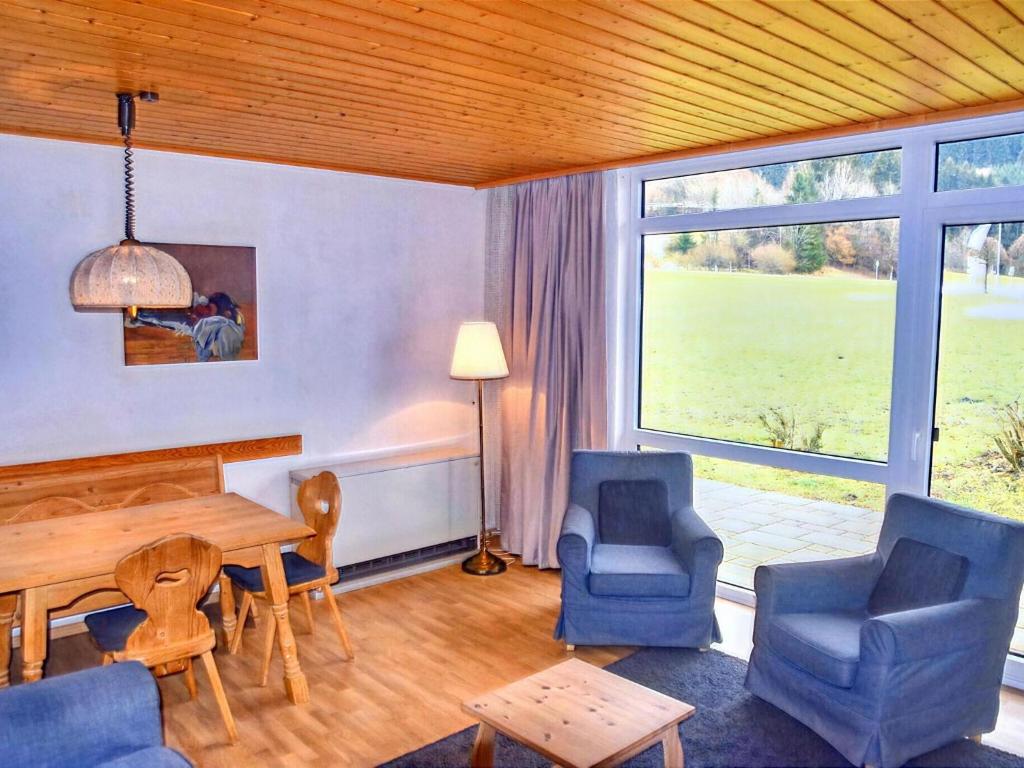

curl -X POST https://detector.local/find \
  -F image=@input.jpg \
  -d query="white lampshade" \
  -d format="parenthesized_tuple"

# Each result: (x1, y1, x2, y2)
(70, 240, 193, 315)
(450, 321, 509, 380)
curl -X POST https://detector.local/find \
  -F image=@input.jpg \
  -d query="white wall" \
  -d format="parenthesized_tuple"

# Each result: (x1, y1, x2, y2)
(0, 134, 486, 514)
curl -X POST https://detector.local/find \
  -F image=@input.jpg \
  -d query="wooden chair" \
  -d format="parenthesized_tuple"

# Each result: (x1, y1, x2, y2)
(0, 456, 224, 688)
(226, 471, 354, 684)
(84, 534, 238, 744)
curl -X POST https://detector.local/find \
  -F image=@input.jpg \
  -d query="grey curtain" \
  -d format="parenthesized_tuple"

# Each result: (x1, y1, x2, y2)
(489, 172, 608, 569)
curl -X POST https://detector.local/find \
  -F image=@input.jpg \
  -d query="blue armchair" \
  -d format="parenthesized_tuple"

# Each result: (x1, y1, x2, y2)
(0, 662, 192, 768)
(746, 493, 1024, 768)
(554, 450, 723, 648)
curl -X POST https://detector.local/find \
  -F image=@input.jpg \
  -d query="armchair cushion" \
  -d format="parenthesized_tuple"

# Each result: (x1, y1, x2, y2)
(598, 479, 671, 546)
(868, 537, 968, 616)
(590, 544, 690, 598)
(768, 610, 866, 689)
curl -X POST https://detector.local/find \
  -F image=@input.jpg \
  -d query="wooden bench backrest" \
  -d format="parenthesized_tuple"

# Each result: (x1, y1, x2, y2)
(0, 456, 224, 525)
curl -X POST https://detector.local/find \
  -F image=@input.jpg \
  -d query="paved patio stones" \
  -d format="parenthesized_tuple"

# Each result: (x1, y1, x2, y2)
(694, 477, 1024, 654)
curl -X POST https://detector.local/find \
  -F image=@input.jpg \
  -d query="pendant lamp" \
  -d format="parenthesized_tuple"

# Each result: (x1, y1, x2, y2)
(70, 92, 192, 319)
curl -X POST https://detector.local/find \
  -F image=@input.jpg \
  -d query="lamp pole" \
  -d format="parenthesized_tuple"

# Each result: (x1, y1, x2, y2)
(463, 377, 507, 575)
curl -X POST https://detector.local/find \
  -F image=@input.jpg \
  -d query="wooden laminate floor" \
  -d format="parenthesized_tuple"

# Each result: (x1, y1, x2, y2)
(15, 562, 1024, 767)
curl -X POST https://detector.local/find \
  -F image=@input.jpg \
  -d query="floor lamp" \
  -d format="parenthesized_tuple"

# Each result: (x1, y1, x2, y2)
(450, 321, 509, 576)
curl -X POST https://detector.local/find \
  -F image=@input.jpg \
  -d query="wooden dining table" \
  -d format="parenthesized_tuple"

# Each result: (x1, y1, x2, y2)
(0, 492, 316, 704)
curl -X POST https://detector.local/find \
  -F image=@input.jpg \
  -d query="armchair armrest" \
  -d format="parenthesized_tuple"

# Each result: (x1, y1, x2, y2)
(670, 506, 723, 582)
(861, 598, 1010, 664)
(0, 661, 164, 768)
(557, 503, 596, 580)
(754, 554, 882, 617)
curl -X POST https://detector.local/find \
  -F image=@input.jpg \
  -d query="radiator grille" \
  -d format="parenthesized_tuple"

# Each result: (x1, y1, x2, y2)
(337, 536, 476, 581)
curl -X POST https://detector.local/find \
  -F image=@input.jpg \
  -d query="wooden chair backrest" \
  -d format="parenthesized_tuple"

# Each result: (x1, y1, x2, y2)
(116, 534, 222, 657)
(294, 472, 341, 571)
(0, 456, 224, 525)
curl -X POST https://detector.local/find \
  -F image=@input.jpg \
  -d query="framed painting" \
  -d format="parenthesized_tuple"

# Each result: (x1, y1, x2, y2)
(123, 243, 258, 366)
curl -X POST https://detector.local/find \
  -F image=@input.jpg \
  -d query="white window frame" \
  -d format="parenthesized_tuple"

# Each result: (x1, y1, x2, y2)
(609, 111, 1024, 680)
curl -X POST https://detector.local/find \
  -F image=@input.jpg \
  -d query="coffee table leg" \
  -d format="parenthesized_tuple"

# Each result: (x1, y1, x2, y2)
(661, 725, 684, 768)
(471, 722, 496, 768)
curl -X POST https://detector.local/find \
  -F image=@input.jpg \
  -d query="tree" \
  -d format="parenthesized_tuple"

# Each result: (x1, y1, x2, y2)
(750, 243, 796, 274)
(826, 225, 857, 267)
(786, 169, 819, 204)
(667, 232, 695, 255)
(793, 225, 827, 273)
(869, 151, 901, 195)
(1008, 234, 1024, 274)
(688, 240, 738, 270)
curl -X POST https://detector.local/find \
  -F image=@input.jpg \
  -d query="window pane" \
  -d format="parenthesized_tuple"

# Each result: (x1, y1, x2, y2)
(640, 219, 898, 461)
(930, 220, 1024, 654)
(937, 133, 1024, 191)
(687, 454, 881, 591)
(643, 150, 900, 217)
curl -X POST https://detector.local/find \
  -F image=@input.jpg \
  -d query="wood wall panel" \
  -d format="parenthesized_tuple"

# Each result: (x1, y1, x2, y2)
(1, 0, 1023, 186)
(0, 435, 303, 481)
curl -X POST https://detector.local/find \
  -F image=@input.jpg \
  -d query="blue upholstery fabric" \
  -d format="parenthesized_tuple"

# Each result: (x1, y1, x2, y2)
(597, 479, 671, 545)
(97, 747, 192, 768)
(746, 493, 1024, 768)
(84, 606, 147, 652)
(0, 662, 193, 768)
(590, 544, 690, 597)
(868, 536, 968, 616)
(555, 450, 723, 648)
(767, 611, 865, 688)
(224, 551, 329, 593)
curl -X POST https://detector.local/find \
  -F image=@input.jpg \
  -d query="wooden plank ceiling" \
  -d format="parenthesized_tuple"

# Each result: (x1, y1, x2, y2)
(2, 0, 1024, 187)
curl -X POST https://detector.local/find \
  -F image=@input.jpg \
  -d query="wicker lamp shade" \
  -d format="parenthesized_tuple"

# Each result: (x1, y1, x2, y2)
(70, 240, 192, 313)
(70, 92, 192, 318)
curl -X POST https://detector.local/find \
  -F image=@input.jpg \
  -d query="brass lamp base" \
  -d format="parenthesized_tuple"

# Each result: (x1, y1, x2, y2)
(462, 547, 508, 576)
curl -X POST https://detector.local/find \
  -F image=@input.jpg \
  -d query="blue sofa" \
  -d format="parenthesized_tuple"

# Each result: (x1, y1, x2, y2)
(746, 492, 1024, 768)
(555, 450, 723, 648)
(0, 661, 192, 768)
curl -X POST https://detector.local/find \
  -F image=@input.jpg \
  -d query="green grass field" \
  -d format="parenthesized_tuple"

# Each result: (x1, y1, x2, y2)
(641, 268, 1024, 521)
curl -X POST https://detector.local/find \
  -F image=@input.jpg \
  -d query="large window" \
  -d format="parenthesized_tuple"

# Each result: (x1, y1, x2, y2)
(640, 219, 898, 462)
(620, 113, 1024, 663)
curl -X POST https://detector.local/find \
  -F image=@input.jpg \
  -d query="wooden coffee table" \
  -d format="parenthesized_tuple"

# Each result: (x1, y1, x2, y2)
(461, 658, 695, 768)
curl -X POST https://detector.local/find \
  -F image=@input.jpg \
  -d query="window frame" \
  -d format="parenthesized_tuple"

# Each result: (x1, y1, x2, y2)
(611, 112, 1024, 675)
(613, 111, 1024, 492)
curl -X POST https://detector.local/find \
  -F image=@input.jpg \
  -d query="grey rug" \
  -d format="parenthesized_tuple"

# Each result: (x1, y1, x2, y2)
(381, 648, 1024, 768)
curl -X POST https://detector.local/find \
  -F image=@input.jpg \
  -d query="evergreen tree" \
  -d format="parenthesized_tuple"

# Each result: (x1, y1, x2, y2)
(793, 225, 827, 273)
(787, 169, 819, 204)
(668, 232, 696, 255)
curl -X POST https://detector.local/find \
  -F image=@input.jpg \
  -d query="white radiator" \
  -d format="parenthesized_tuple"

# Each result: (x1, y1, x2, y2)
(288, 447, 480, 569)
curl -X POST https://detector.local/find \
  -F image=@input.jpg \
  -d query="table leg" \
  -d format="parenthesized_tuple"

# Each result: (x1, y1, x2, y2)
(0, 593, 17, 687)
(20, 588, 47, 683)
(470, 722, 495, 768)
(218, 573, 237, 647)
(260, 544, 309, 704)
(662, 725, 684, 768)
